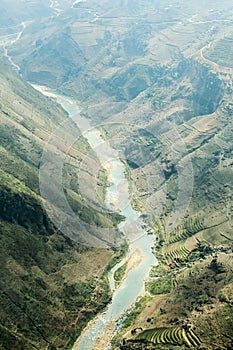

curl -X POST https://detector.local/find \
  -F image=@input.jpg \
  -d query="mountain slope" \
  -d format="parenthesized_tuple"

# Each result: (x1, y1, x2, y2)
(0, 1, 233, 349)
(0, 60, 122, 350)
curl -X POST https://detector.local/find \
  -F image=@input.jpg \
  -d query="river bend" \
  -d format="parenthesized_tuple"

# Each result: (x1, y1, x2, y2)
(33, 85, 157, 350)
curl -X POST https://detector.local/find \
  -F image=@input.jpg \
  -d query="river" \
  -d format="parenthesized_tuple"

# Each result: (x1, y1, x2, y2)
(32, 85, 157, 350)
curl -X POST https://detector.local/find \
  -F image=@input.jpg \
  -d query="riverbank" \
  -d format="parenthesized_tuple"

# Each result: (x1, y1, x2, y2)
(72, 248, 144, 350)
(31, 85, 157, 350)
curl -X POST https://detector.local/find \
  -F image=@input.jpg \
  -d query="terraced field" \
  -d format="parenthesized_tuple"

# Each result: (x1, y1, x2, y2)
(168, 216, 204, 244)
(136, 326, 201, 348)
(153, 219, 166, 244)
(153, 216, 207, 267)
(203, 33, 233, 68)
(164, 241, 190, 265)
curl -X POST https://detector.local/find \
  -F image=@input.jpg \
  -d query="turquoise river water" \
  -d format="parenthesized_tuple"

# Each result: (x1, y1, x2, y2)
(33, 86, 157, 350)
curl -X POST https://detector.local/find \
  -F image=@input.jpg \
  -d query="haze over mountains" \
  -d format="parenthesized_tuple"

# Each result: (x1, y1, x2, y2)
(0, 1, 232, 349)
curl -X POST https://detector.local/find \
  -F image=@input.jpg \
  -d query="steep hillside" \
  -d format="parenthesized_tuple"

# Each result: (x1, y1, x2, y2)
(7, 0, 233, 107)
(0, 1, 232, 349)
(104, 34, 233, 350)
(0, 61, 124, 350)
(103, 53, 233, 349)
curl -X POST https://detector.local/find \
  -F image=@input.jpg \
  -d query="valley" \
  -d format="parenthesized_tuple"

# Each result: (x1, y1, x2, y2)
(0, 1, 232, 350)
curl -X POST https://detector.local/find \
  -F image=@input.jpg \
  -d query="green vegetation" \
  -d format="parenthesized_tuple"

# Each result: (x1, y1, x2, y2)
(167, 216, 205, 244)
(136, 326, 201, 348)
(0, 218, 112, 350)
(121, 254, 233, 349)
(152, 216, 208, 268)
(153, 219, 166, 247)
(114, 262, 127, 287)
(0, 123, 42, 166)
(0, 60, 119, 350)
(146, 275, 172, 295)
(104, 243, 128, 276)
(97, 165, 109, 201)
(0, 169, 54, 235)
(120, 296, 152, 332)
(66, 189, 123, 228)
(164, 241, 190, 265)
(149, 263, 170, 278)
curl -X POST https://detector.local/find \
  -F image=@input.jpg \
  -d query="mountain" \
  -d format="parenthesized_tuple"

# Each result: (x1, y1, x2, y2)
(0, 0, 232, 349)
(0, 0, 51, 28)
(0, 60, 126, 350)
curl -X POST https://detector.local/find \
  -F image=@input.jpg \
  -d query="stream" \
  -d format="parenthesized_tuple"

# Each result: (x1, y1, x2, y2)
(32, 85, 157, 350)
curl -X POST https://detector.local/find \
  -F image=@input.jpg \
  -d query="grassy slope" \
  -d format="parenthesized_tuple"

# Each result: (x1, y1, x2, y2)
(0, 61, 120, 350)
